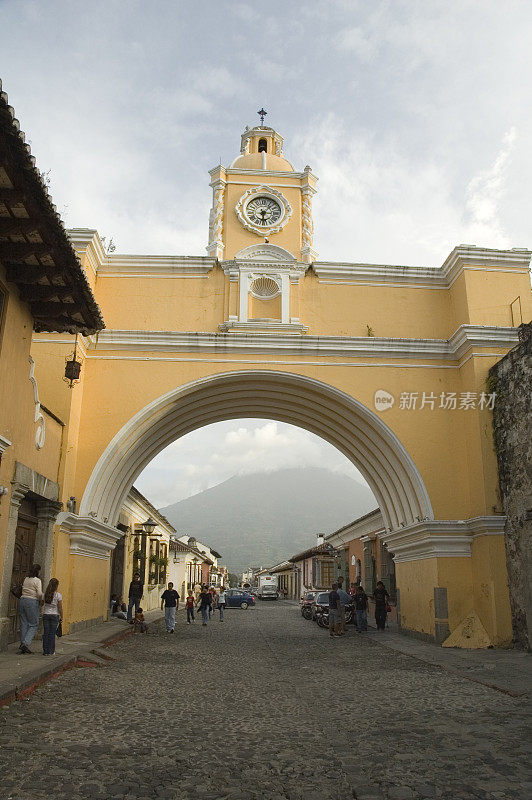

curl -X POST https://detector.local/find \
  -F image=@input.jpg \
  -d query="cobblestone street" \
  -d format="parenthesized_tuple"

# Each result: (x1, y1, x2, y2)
(0, 603, 530, 800)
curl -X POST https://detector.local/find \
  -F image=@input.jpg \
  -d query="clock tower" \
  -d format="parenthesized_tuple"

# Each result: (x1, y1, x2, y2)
(207, 122, 318, 263)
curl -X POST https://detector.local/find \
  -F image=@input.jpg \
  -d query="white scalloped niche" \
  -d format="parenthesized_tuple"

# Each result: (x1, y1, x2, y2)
(249, 276, 280, 299)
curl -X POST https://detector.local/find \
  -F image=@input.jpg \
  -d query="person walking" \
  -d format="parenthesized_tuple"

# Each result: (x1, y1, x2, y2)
(161, 582, 180, 633)
(373, 580, 390, 631)
(218, 587, 226, 622)
(127, 572, 144, 622)
(209, 586, 217, 618)
(197, 587, 212, 626)
(353, 584, 369, 632)
(42, 578, 63, 655)
(336, 576, 351, 635)
(328, 582, 342, 638)
(185, 591, 195, 624)
(18, 564, 43, 654)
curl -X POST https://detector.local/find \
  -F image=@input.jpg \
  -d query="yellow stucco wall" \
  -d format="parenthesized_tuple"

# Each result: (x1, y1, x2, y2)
(470, 534, 512, 646)
(395, 559, 439, 637)
(68, 554, 111, 626)
(64, 351, 509, 523)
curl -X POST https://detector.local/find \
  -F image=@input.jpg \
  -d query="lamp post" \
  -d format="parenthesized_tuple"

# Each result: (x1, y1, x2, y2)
(142, 518, 157, 535)
(135, 517, 158, 583)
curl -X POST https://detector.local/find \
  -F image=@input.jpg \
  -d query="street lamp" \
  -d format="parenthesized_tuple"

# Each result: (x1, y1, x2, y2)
(142, 517, 157, 535)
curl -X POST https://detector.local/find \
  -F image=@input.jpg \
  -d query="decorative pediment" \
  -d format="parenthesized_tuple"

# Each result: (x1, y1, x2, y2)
(233, 244, 297, 262)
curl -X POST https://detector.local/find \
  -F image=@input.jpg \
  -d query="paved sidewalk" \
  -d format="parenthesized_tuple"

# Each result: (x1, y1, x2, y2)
(0, 608, 163, 705)
(282, 601, 530, 696)
(365, 627, 531, 696)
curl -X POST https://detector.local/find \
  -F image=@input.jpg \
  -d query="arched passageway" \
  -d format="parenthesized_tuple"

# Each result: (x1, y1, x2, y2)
(79, 370, 433, 533)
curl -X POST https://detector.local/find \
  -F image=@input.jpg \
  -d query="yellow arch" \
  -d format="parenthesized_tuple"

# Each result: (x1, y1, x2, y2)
(79, 371, 433, 531)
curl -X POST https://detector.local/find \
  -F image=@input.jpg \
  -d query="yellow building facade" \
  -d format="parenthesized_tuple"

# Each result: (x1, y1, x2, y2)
(5, 118, 531, 648)
(0, 82, 104, 648)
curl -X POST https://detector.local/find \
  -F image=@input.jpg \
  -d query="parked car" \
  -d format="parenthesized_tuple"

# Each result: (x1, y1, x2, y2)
(300, 591, 318, 619)
(311, 592, 331, 621)
(225, 589, 255, 609)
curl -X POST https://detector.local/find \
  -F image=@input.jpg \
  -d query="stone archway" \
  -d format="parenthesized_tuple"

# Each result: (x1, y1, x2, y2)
(79, 370, 433, 532)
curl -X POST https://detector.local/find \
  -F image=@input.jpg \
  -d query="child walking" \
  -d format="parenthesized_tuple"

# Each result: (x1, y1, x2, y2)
(186, 592, 195, 624)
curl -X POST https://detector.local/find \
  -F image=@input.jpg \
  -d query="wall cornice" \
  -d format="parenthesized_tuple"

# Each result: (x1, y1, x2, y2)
(381, 516, 506, 562)
(224, 167, 309, 179)
(57, 512, 123, 559)
(83, 325, 519, 360)
(313, 246, 531, 288)
(0, 434, 11, 455)
(98, 255, 216, 277)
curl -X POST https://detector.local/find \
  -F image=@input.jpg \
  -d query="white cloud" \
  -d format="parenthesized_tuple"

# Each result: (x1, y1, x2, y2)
(466, 128, 516, 234)
(294, 115, 522, 266)
(336, 26, 377, 61)
(135, 420, 365, 508)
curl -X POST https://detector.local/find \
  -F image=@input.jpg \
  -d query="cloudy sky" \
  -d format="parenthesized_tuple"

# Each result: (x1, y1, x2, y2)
(1, 0, 529, 505)
(136, 420, 364, 509)
(1, 0, 530, 267)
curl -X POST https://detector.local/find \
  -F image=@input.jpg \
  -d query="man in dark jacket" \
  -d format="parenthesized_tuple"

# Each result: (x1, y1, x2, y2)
(127, 572, 144, 622)
(353, 585, 369, 632)
(328, 582, 342, 638)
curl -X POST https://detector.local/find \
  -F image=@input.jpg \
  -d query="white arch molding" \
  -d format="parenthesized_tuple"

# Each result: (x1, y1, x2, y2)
(79, 371, 434, 531)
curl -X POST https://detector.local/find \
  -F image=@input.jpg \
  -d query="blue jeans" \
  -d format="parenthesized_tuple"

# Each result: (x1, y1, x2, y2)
(187, 607, 195, 622)
(356, 609, 368, 631)
(219, 603, 225, 621)
(201, 606, 209, 624)
(19, 597, 40, 647)
(164, 606, 176, 631)
(43, 614, 60, 654)
(127, 596, 141, 621)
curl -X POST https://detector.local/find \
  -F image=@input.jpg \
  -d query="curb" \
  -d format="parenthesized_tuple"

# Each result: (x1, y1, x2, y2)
(0, 613, 165, 706)
(0, 655, 77, 706)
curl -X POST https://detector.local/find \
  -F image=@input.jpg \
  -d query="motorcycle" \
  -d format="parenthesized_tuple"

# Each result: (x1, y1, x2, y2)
(315, 603, 355, 629)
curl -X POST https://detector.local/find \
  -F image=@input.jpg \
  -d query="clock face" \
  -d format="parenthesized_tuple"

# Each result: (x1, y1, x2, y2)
(245, 196, 282, 227)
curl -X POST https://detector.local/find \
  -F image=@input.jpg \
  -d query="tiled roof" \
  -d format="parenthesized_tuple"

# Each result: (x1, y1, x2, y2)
(288, 543, 336, 563)
(0, 79, 104, 334)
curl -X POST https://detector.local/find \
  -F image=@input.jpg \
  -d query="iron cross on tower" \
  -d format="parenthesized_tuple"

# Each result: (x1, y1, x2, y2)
(257, 107, 267, 125)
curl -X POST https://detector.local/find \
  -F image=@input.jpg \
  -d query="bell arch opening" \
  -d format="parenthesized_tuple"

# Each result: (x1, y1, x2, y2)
(79, 371, 433, 532)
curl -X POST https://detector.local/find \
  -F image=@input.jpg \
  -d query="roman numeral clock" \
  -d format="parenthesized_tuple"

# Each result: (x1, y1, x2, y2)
(235, 185, 292, 236)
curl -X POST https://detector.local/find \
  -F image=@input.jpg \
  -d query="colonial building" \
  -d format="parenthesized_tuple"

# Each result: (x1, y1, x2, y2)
(0, 82, 104, 648)
(111, 487, 175, 616)
(176, 536, 225, 588)
(269, 561, 294, 598)
(326, 510, 398, 625)
(289, 538, 336, 598)
(2, 84, 530, 647)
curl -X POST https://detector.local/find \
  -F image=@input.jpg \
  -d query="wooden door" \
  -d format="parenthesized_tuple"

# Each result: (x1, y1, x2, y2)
(8, 499, 37, 642)
(110, 536, 125, 600)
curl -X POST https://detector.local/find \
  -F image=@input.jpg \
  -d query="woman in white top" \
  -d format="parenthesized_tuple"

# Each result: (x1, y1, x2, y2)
(42, 578, 63, 655)
(18, 564, 43, 654)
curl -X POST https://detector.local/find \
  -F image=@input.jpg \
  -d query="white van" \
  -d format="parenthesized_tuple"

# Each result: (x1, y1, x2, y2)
(257, 583, 279, 600)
